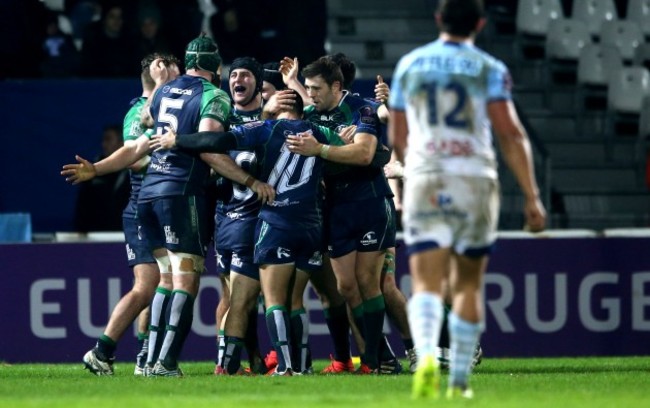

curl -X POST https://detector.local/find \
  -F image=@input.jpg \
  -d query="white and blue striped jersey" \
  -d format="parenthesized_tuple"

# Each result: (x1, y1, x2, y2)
(389, 39, 512, 180)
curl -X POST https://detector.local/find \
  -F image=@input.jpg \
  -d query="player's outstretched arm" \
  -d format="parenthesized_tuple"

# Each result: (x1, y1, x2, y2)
(61, 155, 96, 184)
(280, 57, 311, 106)
(61, 136, 150, 184)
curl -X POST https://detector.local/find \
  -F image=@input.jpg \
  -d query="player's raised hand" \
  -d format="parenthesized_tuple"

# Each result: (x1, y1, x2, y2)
(61, 155, 97, 184)
(149, 58, 170, 85)
(286, 132, 321, 156)
(279, 57, 299, 85)
(375, 75, 390, 104)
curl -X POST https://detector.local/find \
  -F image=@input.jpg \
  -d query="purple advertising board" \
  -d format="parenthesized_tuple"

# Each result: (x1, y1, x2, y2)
(0, 237, 648, 363)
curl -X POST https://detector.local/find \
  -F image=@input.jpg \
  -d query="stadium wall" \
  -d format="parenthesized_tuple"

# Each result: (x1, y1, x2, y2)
(1, 234, 648, 363)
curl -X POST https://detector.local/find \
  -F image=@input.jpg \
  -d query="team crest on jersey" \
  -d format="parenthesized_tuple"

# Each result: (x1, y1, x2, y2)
(359, 106, 375, 124)
(361, 231, 378, 246)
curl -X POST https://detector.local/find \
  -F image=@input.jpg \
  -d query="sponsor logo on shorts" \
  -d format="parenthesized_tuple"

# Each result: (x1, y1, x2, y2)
(126, 244, 135, 260)
(277, 247, 291, 259)
(216, 252, 225, 269)
(164, 225, 179, 244)
(361, 231, 378, 246)
(308, 251, 323, 266)
(231, 253, 243, 268)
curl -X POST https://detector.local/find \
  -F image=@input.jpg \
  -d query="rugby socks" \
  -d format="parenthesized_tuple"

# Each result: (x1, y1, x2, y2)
(408, 292, 444, 361)
(379, 335, 397, 362)
(222, 336, 245, 374)
(290, 308, 312, 373)
(244, 306, 261, 370)
(265, 305, 292, 373)
(438, 303, 451, 349)
(146, 287, 171, 366)
(136, 332, 149, 368)
(137, 332, 148, 352)
(159, 290, 194, 369)
(324, 303, 351, 362)
(363, 295, 386, 370)
(352, 304, 367, 363)
(216, 329, 225, 366)
(448, 313, 482, 388)
(96, 334, 116, 361)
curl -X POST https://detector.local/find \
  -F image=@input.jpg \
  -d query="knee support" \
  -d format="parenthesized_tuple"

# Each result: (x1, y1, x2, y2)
(169, 252, 205, 275)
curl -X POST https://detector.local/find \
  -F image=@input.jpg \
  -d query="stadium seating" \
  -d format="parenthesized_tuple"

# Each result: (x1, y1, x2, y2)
(599, 20, 645, 62)
(626, 0, 650, 40)
(545, 18, 591, 86)
(514, 0, 564, 80)
(571, 0, 618, 40)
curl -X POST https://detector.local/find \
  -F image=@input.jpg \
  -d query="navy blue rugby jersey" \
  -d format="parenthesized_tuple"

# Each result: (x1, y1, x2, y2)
(303, 91, 392, 205)
(138, 75, 231, 202)
(214, 107, 264, 250)
(230, 119, 339, 229)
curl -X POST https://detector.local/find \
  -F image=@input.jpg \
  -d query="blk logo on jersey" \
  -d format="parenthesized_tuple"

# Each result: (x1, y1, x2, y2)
(361, 231, 378, 246)
(164, 226, 179, 244)
(277, 247, 291, 259)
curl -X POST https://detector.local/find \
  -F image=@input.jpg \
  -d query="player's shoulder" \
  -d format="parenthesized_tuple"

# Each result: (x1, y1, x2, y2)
(342, 92, 376, 112)
(467, 43, 508, 73)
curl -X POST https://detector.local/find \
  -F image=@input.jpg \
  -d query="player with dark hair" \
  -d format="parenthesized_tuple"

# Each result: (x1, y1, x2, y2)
(62, 52, 180, 376)
(262, 61, 286, 102)
(214, 56, 275, 375)
(389, 0, 546, 398)
(135, 33, 271, 377)
(150, 89, 379, 375)
(289, 57, 395, 374)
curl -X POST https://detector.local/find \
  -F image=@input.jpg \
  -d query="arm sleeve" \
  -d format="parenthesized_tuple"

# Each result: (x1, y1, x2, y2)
(176, 131, 238, 153)
(371, 146, 392, 168)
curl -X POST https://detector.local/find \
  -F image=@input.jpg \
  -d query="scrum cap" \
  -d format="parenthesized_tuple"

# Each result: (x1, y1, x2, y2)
(230, 57, 264, 94)
(185, 33, 221, 78)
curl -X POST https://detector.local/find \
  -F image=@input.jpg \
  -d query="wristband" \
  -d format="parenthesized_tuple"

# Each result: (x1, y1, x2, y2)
(244, 175, 256, 188)
(320, 144, 330, 159)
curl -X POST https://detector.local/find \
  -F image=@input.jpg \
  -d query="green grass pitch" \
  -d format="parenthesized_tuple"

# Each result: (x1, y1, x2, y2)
(1, 357, 647, 407)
